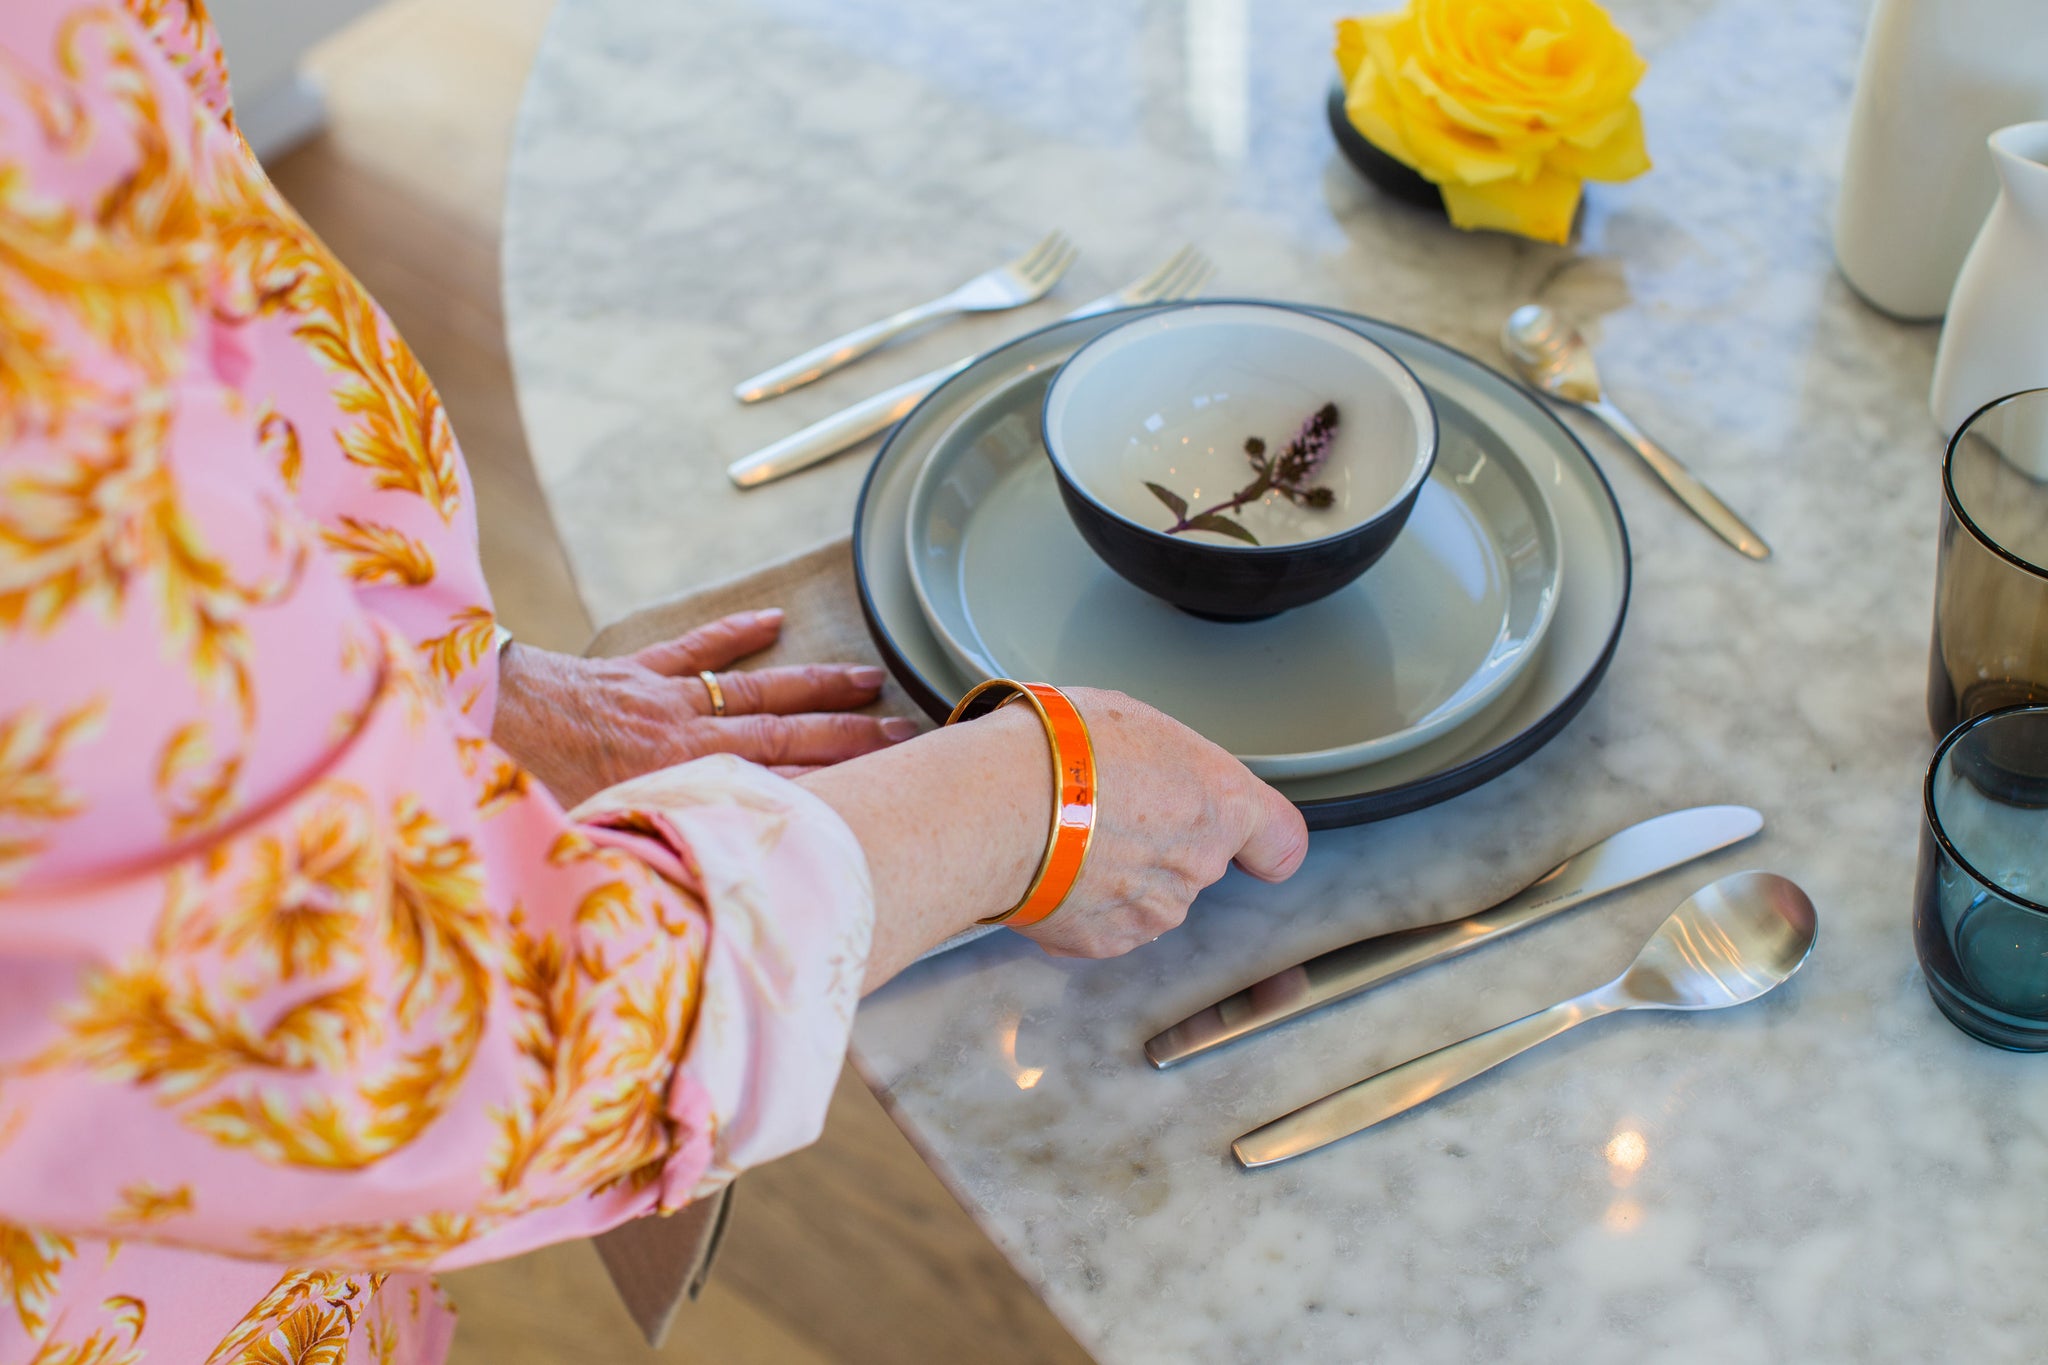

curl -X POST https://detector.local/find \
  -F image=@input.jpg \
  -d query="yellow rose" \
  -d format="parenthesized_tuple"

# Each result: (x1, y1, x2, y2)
(1335, 0, 1651, 243)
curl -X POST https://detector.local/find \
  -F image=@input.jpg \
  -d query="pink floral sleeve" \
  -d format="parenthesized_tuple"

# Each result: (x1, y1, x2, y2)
(0, 3, 874, 1362)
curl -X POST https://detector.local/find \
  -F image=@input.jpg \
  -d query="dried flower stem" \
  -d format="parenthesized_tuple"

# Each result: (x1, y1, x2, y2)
(1145, 402, 1339, 545)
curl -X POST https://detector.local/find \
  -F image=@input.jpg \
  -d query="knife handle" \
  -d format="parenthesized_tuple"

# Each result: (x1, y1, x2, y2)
(734, 298, 956, 403)
(726, 357, 971, 489)
(1231, 989, 1619, 1168)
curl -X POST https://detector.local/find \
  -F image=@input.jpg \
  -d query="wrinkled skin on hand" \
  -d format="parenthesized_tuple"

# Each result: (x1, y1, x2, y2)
(1008, 688, 1309, 959)
(491, 608, 916, 808)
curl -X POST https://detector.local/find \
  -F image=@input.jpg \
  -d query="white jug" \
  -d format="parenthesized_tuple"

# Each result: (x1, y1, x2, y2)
(1834, 0, 2048, 321)
(1931, 122, 2048, 454)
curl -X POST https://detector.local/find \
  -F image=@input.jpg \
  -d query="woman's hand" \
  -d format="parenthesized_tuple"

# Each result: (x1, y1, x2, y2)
(1013, 687, 1307, 958)
(798, 687, 1308, 989)
(492, 608, 917, 808)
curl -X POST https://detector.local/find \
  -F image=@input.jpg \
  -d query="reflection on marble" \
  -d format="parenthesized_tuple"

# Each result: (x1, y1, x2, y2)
(504, 0, 2048, 1360)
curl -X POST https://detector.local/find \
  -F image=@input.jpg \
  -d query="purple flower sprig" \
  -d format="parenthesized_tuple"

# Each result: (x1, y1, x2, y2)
(1146, 402, 1339, 545)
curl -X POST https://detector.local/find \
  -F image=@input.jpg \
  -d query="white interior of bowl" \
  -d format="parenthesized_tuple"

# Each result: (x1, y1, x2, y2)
(1042, 303, 1436, 548)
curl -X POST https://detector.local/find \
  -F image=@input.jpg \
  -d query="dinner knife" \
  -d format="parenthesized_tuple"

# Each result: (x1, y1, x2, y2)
(727, 360, 972, 489)
(1141, 805, 1763, 1069)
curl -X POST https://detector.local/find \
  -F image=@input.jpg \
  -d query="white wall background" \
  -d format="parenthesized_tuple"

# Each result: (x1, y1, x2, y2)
(208, 0, 385, 157)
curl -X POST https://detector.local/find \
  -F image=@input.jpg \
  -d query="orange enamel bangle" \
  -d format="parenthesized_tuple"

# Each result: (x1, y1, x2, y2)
(945, 680, 1097, 928)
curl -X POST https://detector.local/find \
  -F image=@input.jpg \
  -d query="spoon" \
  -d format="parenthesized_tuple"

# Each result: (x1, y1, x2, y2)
(1233, 870, 1817, 1168)
(1501, 304, 1771, 561)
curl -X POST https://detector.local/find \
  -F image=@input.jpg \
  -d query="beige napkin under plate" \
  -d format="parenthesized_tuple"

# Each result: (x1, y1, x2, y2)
(583, 534, 997, 1346)
(587, 535, 894, 673)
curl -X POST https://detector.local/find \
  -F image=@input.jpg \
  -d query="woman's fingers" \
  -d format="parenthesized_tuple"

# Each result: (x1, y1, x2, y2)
(694, 711, 921, 766)
(709, 663, 888, 716)
(1231, 779, 1311, 883)
(634, 608, 785, 676)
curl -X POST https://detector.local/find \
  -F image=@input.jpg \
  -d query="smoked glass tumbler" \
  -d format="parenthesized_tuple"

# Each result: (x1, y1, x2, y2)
(1928, 387, 2048, 736)
(1915, 705, 2048, 1050)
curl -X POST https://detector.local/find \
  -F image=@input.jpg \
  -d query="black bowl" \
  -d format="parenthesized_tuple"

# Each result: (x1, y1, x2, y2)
(1048, 470, 1425, 620)
(1040, 302, 1438, 622)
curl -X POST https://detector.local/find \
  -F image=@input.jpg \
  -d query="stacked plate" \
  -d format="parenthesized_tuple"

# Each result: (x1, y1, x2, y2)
(854, 304, 1631, 829)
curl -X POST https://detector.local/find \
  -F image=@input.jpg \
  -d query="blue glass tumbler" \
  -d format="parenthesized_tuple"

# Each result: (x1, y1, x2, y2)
(1916, 704, 2048, 1049)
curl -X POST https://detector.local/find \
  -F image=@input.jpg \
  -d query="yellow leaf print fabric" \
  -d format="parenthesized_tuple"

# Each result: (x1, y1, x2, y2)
(0, 4, 877, 1363)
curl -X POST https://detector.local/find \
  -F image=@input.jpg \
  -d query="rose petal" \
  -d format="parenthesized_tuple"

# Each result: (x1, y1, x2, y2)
(1442, 165, 1582, 242)
(1334, 16, 1371, 87)
(1398, 95, 1531, 184)
(1550, 102, 1651, 181)
(1343, 64, 1419, 167)
(1400, 54, 1522, 138)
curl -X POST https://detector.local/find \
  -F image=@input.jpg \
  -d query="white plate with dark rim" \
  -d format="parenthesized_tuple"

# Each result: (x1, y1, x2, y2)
(853, 303, 1631, 829)
(902, 321, 1564, 779)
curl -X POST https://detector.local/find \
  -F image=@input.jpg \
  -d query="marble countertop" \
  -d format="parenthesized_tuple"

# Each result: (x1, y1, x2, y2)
(504, 1, 2048, 1359)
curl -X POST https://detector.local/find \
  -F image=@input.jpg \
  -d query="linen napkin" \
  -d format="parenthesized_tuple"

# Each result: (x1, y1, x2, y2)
(583, 534, 996, 1345)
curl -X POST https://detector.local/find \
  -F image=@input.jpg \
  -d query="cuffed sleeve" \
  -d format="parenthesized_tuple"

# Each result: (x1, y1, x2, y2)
(574, 754, 874, 1209)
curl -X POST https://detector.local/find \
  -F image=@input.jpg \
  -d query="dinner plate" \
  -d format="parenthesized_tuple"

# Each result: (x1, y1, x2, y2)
(854, 303, 1631, 828)
(902, 343, 1563, 779)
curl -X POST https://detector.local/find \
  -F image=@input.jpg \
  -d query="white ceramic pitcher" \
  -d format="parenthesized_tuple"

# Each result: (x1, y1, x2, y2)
(1931, 122, 2048, 456)
(1834, 0, 2048, 321)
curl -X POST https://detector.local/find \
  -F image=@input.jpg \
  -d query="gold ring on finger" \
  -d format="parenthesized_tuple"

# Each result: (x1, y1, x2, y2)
(699, 670, 727, 716)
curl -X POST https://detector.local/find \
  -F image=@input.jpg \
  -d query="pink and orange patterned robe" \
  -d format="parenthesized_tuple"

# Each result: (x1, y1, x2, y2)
(0, 2, 874, 1360)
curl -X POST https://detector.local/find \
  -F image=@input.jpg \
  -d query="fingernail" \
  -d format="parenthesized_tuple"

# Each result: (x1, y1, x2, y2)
(755, 608, 784, 627)
(881, 717, 920, 742)
(850, 665, 886, 688)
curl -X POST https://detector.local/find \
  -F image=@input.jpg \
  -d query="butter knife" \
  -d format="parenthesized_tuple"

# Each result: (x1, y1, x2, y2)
(1142, 805, 1763, 1069)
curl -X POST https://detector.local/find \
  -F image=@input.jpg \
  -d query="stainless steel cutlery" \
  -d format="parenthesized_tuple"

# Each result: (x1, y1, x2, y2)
(733, 231, 1078, 403)
(727, 246, 1215, 489)
(1144, 805, 1763, 1068)
(1232, 870, 1816, 1167)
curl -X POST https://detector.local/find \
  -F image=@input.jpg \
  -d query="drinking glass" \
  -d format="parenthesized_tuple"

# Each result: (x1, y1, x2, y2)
(1927, 387, 2048, 735)
(1915, 704, 2048, 1049)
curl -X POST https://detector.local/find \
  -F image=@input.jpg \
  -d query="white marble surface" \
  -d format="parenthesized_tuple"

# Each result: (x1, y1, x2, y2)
(503, 1, 2048, 1360)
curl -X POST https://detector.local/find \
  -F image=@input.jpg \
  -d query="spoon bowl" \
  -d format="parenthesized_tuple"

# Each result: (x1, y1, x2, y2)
(1234, 871, 1818, 1167)
(1501, 303, 1604, 405)
(1618, 869, 1818, 1009)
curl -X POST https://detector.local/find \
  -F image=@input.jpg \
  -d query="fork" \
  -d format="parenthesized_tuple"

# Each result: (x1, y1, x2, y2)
(726, 246, 1216, 489)
(733, 232, 1079, 403)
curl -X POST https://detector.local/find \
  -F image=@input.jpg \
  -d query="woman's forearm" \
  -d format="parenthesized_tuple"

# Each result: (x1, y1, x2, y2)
(798, 703, 1051, 991)
(802, 685, 1311, 988)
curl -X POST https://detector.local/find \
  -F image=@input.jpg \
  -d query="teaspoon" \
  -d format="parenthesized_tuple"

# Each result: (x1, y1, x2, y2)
(1501, 304, 1771, 561)
(1233, 870, 1817, 1168)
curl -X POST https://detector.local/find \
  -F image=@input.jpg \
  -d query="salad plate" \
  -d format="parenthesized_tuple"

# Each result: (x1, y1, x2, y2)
(902, 337, 1563, 779)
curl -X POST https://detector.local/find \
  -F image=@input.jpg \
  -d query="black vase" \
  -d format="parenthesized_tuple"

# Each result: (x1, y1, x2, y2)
(1326, 81, 1445, 215)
